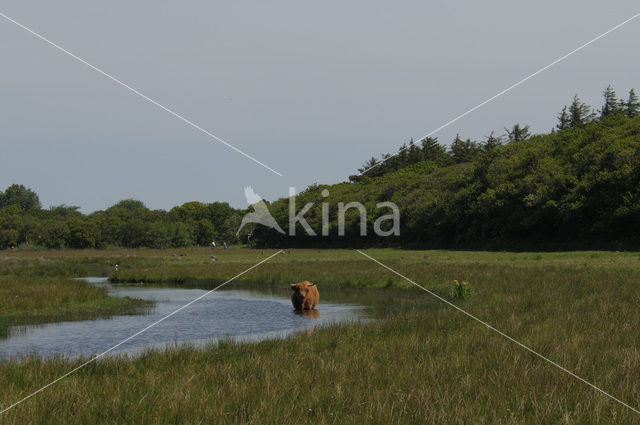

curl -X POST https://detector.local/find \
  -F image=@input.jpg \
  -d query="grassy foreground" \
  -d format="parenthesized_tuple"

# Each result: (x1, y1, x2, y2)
(1, 248, 640, 423)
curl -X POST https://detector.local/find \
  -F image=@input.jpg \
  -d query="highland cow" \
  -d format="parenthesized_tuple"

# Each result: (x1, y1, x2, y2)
(290, 281, 319, 311)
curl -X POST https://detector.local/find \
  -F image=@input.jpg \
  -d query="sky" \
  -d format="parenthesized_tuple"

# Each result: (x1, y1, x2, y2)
(1, 1, 639, 212)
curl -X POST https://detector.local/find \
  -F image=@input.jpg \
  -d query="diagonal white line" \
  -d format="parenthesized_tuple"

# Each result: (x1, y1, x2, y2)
(0, 11, 283, 177)
(356, 250, 640, 416)
(0, 250, 284, 416)
(358, 11, 640, 177)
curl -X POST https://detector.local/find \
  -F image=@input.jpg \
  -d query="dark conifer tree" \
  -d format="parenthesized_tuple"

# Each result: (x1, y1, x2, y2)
(407, 138, 422, 164)
(568, 95, 593, 128)
(398, 142, 409, 166)
(600, 85, 619, 118)
(358, 157, 378, 173)
(482, 131, 503, 151)
(556, 106, 570, 130)
(625, 88, 640, 118)
(505, 123, 531, 142)
(420, 137, 448, 165)
(450, 134, 482, 163)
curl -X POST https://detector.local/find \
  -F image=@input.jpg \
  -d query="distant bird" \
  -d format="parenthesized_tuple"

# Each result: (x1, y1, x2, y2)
(236, 186, 285, 235)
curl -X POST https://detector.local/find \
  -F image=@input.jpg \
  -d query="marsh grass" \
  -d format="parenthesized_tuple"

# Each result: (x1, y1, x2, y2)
(2, 248, 640, 423)
(2, 306, 640, 424)
(0, 276, 152, 338)
(0, 252, 153, 338)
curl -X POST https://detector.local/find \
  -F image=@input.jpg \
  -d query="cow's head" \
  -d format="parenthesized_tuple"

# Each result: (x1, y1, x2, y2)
(290, 281, 315, 296)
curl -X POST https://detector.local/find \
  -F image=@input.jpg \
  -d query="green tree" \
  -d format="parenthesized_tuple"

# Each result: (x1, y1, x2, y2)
(0, 184, 41, 211)
(504, 124, 531, 142)
(222, 214, 243, 244)
(0, 205, 22, 248)
(625, 89, 640, 118)
(67, 218, 98, 248)
(49, 204, 81, 217)
(171, 222, 193, 247)
(350, 157, 379, 181)
(171, 202, 210, 221)
(120, 218, 149, 247)
(94, 215, 122, 246)
(143, 222, 171, 248)
(420, 137, 449, 165)
(206, 202, 236, 230)
(18, 215, 42, 247)
(357, 157, 379, 175)
(568, 95, 594, 128)
(600, 85, 619, 118)
(482, 131, 503, 151)
(193, 219, 216, 246)
(556, 106, 570, 130)
(406, 139, 422, 164)
(0, 229, 19, 249)
(450, 135, 482, 163)
(41, 221, 70, 248)
(109, 199, 147, 211)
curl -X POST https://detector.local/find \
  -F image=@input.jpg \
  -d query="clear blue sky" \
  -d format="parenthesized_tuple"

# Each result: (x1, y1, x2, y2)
(1, 1, 639, 212)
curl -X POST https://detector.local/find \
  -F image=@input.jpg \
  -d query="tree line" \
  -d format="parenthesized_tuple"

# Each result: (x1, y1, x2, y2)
(2, 85, 639, 250)
(349, 86, 639, 182)
(0, 191, 242, 249)
(249, 86, 640, 249)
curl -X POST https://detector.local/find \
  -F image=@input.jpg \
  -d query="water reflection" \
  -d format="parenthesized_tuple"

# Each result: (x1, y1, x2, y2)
(295, 309, 320, 319)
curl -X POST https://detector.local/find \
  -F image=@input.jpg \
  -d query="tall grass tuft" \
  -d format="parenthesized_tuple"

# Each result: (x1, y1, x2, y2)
(450, 279, 474, 300)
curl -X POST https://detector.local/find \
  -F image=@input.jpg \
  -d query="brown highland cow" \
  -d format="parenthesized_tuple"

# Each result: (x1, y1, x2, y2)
(290, 281, 319, 311)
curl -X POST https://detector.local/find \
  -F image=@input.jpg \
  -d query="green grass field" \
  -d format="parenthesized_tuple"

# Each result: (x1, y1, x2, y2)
(1, 248, 640, 423)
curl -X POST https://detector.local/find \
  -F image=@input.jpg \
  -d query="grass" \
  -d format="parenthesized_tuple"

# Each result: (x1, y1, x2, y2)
(1, 248, 640, 423)
(0, 276, 152, 338)
(101, 248, 640, 289)
(0, 252, 154, 338)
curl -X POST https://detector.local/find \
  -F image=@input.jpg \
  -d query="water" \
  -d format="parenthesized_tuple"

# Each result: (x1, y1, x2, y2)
(0, 278, 369, 360)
